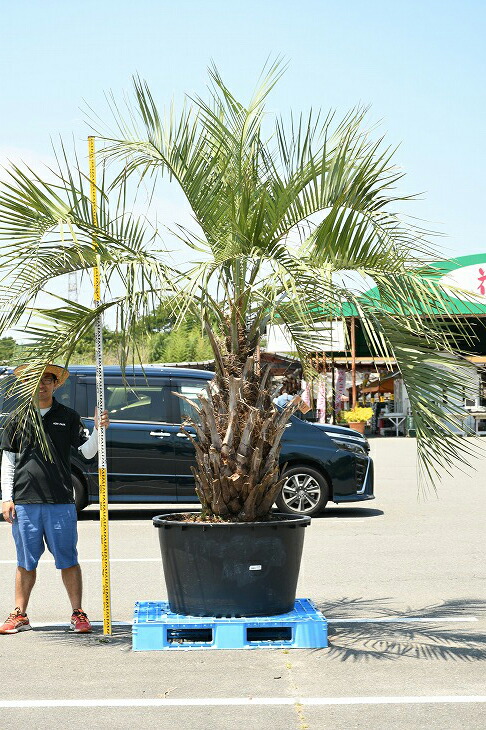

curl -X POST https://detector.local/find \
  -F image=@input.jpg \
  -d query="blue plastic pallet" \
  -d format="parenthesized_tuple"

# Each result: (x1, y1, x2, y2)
(132, 598, 328, 650)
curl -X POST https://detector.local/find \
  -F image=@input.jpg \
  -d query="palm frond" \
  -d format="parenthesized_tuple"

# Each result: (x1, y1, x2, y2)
(0, 61, 479, 501)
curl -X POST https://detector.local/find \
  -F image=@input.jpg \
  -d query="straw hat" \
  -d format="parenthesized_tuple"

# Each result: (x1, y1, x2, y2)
(13, 363, 70, 386)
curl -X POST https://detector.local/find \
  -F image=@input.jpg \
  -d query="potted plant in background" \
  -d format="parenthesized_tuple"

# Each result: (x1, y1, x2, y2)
(0, 62, 477, 618)
(341, 406, 374, 434)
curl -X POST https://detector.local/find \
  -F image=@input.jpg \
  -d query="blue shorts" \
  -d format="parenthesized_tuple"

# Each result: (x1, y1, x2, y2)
(12, 504, 78, 571)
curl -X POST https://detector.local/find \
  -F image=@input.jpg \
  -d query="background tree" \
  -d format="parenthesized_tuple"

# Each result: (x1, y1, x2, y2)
(149, 320, 213, 363)
(65, 314, 213, 364)
(0, 337, 17, 364)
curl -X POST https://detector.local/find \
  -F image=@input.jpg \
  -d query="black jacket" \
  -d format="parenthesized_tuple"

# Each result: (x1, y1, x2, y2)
(1, 398, 87, 504)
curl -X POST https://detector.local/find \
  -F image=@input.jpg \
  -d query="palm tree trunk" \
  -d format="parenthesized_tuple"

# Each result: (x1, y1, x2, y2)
(182, 334, 298, 521)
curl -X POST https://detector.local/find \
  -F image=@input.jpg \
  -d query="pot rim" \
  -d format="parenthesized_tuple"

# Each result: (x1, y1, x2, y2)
(153, 512, 311, 528)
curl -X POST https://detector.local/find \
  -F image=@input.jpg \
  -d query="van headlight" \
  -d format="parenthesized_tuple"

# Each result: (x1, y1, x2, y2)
(330, 437, 368, 455)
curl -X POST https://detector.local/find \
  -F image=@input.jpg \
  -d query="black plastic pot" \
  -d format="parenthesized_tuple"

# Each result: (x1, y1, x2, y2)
(153, 513, 311, 617)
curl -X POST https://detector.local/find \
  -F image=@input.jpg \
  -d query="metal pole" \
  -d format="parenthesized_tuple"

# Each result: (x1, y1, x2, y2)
(331, 354, 336, 425)
(88, 136, 112, 636)
(322, 351, 327, 423)
(351, 316, 357, 409)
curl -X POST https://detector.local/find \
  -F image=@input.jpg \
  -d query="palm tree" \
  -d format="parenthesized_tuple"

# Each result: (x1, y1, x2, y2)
(0, 63, 477, 519)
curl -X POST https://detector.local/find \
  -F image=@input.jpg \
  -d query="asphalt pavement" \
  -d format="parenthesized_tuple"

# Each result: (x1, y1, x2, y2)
(0, 437, 485, 729)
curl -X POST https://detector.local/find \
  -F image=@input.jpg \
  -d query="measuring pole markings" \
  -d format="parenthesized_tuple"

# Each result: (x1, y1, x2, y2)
(88, 135, 112, 636)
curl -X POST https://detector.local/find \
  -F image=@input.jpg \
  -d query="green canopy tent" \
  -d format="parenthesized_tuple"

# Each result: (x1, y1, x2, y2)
(302, 255, 486, 415)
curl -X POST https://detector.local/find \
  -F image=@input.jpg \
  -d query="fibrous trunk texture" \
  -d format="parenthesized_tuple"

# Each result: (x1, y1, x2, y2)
(180, 344, 298, 522)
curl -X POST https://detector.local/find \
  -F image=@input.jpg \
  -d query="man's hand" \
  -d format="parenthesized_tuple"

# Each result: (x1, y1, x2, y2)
(2, 500, 15, 524)
(94, 408, 110, 429)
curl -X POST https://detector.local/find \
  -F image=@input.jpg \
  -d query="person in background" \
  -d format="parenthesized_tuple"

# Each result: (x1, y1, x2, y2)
(273, 379, 299, 408)
(0, 364, 109, 635)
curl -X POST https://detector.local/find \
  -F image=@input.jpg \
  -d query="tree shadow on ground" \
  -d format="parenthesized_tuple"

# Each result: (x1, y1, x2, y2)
(35, 624, 133, 649)
(315, 597, 486, 662)
(36, 598, 485, 661)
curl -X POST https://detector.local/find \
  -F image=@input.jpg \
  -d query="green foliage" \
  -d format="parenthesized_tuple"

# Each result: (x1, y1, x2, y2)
(142, 303, 177, 334)
(0, 337, 16, 363)
(149, 322, 212, 363)
(67, 327, 124, 364)
(65, 314, 212, 365)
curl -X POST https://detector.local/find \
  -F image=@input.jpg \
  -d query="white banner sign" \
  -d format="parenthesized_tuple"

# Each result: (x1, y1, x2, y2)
(266, 322, 345, 353)
(440, 263, 486, 302)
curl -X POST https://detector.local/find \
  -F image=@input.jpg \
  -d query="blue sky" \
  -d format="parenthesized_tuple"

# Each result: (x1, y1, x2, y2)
(1, 0, 485, 259)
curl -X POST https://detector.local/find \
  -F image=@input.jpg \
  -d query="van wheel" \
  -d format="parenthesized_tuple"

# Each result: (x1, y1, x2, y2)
(72, 473, 88, 513)
(276, 466, 329, 516)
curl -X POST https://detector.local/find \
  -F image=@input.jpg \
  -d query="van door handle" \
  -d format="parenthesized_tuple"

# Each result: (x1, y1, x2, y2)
(150, 431, 172, 438)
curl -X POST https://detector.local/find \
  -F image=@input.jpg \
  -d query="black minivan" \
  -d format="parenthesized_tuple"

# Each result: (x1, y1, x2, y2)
(0, 365, 374, 516)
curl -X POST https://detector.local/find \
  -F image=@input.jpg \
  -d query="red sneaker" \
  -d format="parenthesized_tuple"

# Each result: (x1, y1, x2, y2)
(0, 607, 32, 634)
(70, 609, 92, 633)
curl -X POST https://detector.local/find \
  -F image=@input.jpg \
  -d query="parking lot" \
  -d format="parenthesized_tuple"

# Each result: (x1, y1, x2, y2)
(0, 437, 485, 729)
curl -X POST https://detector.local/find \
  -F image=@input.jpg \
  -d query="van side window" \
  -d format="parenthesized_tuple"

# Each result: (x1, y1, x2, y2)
(172, 378, 211, 424)
(76, 382, 88, 418)
(105, 384, 170, 423)
(83, 377, 171, 423)
(53, 378, 74, 410)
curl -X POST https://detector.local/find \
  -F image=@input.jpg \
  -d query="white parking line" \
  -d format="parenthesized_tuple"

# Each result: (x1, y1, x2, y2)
(325, 518, 384, 522)
(31, 621, 132, 628)
(329, 616, 479, 623)
(30, 616, 478, 628)
(0, 696, 485, 708)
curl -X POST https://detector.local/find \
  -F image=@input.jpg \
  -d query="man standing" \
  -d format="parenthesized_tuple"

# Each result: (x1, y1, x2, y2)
(0, 364, 109, 635)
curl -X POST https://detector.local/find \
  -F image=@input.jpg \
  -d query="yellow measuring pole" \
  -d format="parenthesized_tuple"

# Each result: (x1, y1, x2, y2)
(88, 135, 112, 635)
